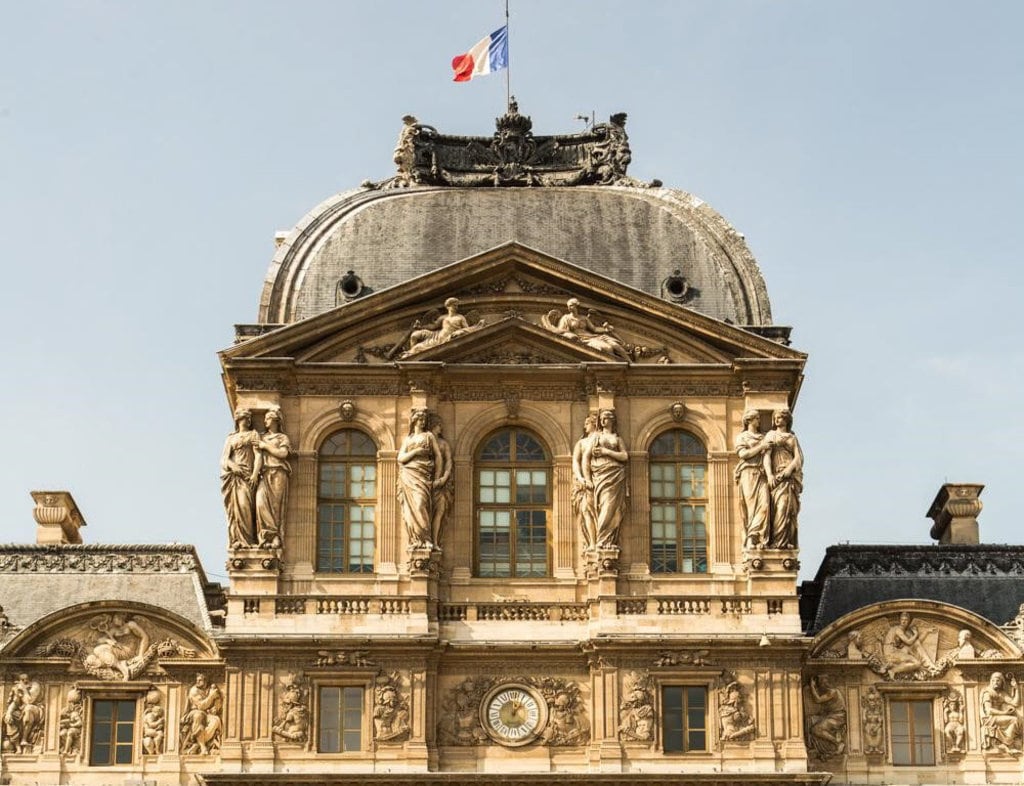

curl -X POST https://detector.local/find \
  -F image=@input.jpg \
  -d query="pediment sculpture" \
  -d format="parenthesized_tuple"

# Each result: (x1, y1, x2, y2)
(33, 612, 199, 681)
(398, 298, 485, 359)
(541, 297, 633, 362)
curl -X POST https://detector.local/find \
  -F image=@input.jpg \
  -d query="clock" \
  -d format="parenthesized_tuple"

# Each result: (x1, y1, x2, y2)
(480, 683, 548, 746)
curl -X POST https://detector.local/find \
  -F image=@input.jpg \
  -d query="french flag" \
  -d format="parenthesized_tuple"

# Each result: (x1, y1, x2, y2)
(451, 26, 508, 82)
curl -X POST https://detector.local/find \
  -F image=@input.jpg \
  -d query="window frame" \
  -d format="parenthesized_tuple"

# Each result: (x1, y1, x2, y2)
(889, 697, 936, 766)
(310, 675, 372, 755)
(473, 427, 553, 578)
(88, 696, 139, 767)
(660, 684, 709, 754)
(316, 428, 378, 574)
(648, 429, 709, 574)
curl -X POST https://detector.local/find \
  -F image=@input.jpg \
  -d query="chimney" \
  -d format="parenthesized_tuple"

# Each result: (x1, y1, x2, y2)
(31, 491, 86, 545)
(927, 483, 983, 544)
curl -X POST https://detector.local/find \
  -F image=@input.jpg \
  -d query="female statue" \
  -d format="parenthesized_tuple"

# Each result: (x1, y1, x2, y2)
(763, 408, 803, 549)
(429, 415, 454, 550)
(734, 408, 771, 550)
(221, 407, 259, 548)
(397, 409, 442, 549)
(403, 297, 482, 357)
(585, 409, 629, 549)
(553, 298, 632, 362)
(572, 415, 598, 550)
(254, 408, 292, 549)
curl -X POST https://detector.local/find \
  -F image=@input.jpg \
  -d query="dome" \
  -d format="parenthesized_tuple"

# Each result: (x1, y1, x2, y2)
(258, 111, 774, 328)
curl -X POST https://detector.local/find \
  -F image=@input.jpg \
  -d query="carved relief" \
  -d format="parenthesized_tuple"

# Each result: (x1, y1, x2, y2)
(980, 671, 1022, 755)
(655, 650, 711, 667)
(272, 673, 309, 744)
(861, 686, 885, 757)
(142, 688, 166, 755)
(818, 617, 1002, 680)
(399, 298, 485, 358)
(540, 298, 632, 362)
(35, 612, 198, 681)
(943, 688, 966, 758)
(179, 673, 223, 755)
(0, 548, 198, 574)
(314, 650, 375, 668)
(804, 675, 846, 761)
(618, 671, 655, 742)
(536, 677, 589, 746)
(254, 407, 292, 550)
(58, 686, 83, 757)
(717, 673, 755, 743)
(2, 673, 44, 754)
(438, 678, 491, 745)
(373, 672, 410, 744)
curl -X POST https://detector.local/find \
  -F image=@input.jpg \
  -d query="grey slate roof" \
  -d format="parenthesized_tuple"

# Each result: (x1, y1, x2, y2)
(0, 544, 224, 644)
(259, 186, 775, 328)
(800, 544, 1024, 634)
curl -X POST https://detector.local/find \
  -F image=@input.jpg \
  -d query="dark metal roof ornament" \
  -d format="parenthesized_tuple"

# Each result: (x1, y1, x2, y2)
(365, 100, 661, 190)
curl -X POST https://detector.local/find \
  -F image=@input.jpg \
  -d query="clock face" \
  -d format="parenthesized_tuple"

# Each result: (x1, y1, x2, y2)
(480, 683, 547, 746)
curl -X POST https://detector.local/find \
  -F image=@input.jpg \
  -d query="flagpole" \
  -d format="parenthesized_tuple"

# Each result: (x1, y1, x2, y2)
(505, 0, 511, 112)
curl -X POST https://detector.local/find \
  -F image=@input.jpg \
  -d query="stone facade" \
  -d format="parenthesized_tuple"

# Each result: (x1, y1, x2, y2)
(2, 109, 1020, 786)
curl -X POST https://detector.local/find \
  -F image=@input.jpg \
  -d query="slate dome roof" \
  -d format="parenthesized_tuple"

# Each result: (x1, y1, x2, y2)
(257, 112, 776, 329)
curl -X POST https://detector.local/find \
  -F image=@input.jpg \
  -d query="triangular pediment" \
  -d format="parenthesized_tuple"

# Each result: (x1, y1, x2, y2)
(223, 242, 805, 368)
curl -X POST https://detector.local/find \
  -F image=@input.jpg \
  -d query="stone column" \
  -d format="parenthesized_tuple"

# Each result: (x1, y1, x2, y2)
(627, 451, 649, 573)
(377, 450, 399, 573)
(708, 451, 732, 570)
(289, 452, 317, 574)
(554, 456, 575, 578)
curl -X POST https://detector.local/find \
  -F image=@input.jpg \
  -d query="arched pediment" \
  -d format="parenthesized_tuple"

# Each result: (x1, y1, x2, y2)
(2, 600, 219, 681)
(808, 599, 1022, 681)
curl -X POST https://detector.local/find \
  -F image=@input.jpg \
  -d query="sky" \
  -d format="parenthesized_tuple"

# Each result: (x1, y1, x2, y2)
(1, 1, 1021, 585)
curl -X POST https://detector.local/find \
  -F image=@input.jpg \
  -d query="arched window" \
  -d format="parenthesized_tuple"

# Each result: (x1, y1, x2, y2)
(317, 429, 377, 573)
(649, 430, 708, 573)
(475, 428, 551, 577)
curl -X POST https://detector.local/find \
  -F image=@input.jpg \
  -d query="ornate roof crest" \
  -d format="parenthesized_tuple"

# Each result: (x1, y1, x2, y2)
(365, 100, 662, 189)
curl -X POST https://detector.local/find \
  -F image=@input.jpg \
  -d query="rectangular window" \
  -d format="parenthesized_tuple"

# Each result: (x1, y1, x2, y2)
(662, 686, 707, 753)
(319, 686, 363, 753)
(90, 699, 136, 765)
(891, 699, 935, 765)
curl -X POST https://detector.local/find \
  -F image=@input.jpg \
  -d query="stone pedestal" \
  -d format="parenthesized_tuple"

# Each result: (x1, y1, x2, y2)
(226, 546, 282, 595)
(928, 482, 984, 544)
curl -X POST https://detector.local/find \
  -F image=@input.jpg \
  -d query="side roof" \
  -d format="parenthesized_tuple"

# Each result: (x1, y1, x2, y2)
(800, 543, 1024, 634)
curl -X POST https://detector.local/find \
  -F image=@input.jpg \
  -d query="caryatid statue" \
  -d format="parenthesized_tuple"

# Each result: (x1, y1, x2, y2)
(584, 409, 629, 549)
(221, 407, 259, 548)
(254, 407, 292, 549)
(572, 415, 599, 550)
(762, 408, 803, 548)
(429, 415, 454, 550)
(734, 408, 771, 550)
(396, 408, 443, 550)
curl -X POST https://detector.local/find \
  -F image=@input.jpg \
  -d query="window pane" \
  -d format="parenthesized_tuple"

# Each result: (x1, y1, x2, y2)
(319, 687, 341, 752)
(318, 432, 377, 574)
